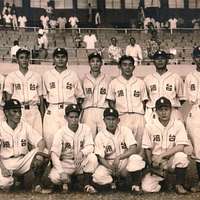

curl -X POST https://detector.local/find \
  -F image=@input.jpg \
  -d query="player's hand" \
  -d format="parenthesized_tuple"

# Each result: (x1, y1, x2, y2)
(112, 157, 120, 169)
(74, 151, 84, 169)
(60, 172, 69, 183)
(1, 167, 12, 177)
(153, 155, 163, 168)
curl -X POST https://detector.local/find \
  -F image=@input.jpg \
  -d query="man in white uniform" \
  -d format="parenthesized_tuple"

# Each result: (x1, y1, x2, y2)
(0, 99, 48, 192)
(142, 97, 189, 194)
(81, 53, 110, 139)
(107, 55, 148, 153)
(83, 29, 97, 50)
(93, 107, 145, 193)
(48, 104, 98, 193)
(4, 48, 44, 135)
(43, 48, 85, 150)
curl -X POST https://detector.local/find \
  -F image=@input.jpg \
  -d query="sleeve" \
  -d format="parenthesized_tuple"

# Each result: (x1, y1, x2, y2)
(37, 74, 43, 96)
(81, 126, 94, 156)
(106, 80, 116, 101)
(175, 74, 185, 100)
(140, 80, 148, 101)
(50, 130, 63, 158)
(138, 45, 143, 60)
(94, 134, 105, 158)
(125, 46, 129, 56)
(175, 121, 189, 146)
(183, 74, 195, 103)
(124, 127, 137, 148)
(142, 126, 153, 149)
(4, 74, 13, 94)
(74, 73, 85, 99)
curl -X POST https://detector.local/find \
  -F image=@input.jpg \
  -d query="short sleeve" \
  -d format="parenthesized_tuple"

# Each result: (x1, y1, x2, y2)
(51, 130, 63, 157)
(175, 121, 189, 146)
(106, 80, 116, 101)
(4, 73, 13, 94)
(142, 126, 153, 149)
(94, 134, 105, 158)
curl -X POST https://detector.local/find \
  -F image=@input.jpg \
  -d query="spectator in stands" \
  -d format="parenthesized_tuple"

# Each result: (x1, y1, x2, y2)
(10, 40, 20, 63)
(83, 29, 97, 52)
(73, 29, 83, 48)
(2, 2, 11, 16)
(3, 10, 12, 29)
(168, 16, 178, 35)
(11, 3, 18, 30)
(88, 3, 93, 27)
(147, 31, 160, 58)
(144, 16, 151, 33)
(95, 11, 101, 28)
(49, 14, 57, 33)
(37, 29, 48, 59)
(68, 14, 79, 28)
(18, 13, 27, 31)
(125, 37, 143, 66)
(192, 18, 200, 30)
(57, 15, 67, 32)
(108, 37, 122, 64)
(40, 11, 49, 30)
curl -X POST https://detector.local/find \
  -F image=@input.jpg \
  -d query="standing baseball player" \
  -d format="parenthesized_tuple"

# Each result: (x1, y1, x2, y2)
(81, 52, 110, 139)
(184, 46, 200, 192)
(43, 48, 85, 150)
(4, 48, 44, 135)
(48, 104, 98, 193)
(93, 107, 145, 193)
(144, 50, 185, 122)
(142, 97, 189, 194)
(0, 99, 48, 192)
(106, 55, 148, 153)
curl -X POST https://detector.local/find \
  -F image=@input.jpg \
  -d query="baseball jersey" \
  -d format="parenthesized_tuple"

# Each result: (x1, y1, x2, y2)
(43, 68, 84, 104)
(0, 74, 4, 106)
(4, 70, 42, 105)
(107, 75, 148, 114)
(142, 118, 189, 156)
(82, 73, 110, 109)
(51, 123, 94, 161)
(95, 125, 137, 159)
(0, 121, 42, 159)
(144, 71, 184, 108)
(184, 71, 200, 105)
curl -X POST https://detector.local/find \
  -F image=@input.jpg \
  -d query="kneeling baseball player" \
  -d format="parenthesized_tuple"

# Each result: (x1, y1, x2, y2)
(0, 99, 49, 192)
(48, 104, 98, 193)
(93, 107, 145, 193)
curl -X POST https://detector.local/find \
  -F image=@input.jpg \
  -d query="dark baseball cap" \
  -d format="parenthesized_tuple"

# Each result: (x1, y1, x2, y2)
(192, 46, 200, 58)
(152, 50, 171, 60)
(155, 97, 172, 110)
(103, 107, 119, 118)
(65, 104, 81, 116)
(88, 52, 102, 62)
(16, 48, 30, 58)
(118, 55, 135, 66)
(4, 99, 22, 110)
(53, 48, 68, 58)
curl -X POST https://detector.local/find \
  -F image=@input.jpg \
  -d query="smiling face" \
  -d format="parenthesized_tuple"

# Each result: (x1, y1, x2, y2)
(89, 57, 102, 73)
(54, 53, 68, 69)
(17, 52, 29, 70)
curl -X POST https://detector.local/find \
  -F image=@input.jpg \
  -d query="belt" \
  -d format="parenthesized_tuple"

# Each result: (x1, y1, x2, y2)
(21, 103, 38, 110)
(50, 103, 69, 109)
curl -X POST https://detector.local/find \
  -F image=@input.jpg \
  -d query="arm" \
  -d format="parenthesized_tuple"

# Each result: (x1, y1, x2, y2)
(97, 155, 113, 170)
(118, 144, 137, 160)
(0, 157, 12, 177)
(51, 152, 64, 173)
(144, 148, 153, 167)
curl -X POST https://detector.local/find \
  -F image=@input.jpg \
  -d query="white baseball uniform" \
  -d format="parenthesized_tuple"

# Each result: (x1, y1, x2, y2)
(142, 118, 189, 171)
(4, 70, 43, 135)
(93, 125, 145, 185)
(48, 123, 98, 184)
(184, 70, 200, 161)
(81, 73, 110, 138)
(0, 120, 42, 189)
(107, 75, 148, 151)
(0, 74, 5, 121)
(43, 68, 85, 150)
(144, 71, 185, 121)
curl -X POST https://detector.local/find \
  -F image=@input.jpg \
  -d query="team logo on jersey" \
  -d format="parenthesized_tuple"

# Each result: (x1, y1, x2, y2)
(63, 142, 72, 149)
(153, 135, 160, 142)
(50, 82, 56, 89)
(117, 90, 124, 97)
(191, 84, 196, 91)
(134, 90, 140, 97)
(14, 83, 21, 90)
(86, 88, 92, 94)
(166, 84, 172, 91)
(30, 84, 36, 91)
(2, 141, 10, 148)
(150, 84, 157, 91)
(21, 139, 27, 146)
(105, 145, 112, 153)
(100, 88, 106, 95)
(121, 142, 127, 150)
(169, 134, 175, 142)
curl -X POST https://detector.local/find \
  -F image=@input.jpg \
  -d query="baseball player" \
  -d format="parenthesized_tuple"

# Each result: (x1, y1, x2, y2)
(106, 55, 148, 153)
(4, 48, 44, 135)
(0, 73, 5, 121)
(142, 97, 189, 194)
(184, 46, 200, 192)
(43, 48, 85, 150)
(81, 52, 110, 139)
(144, 50, 185, 122)
(0, 99, 48, 192)
(93, 107, 145, 193)
(48, 104, 98, 193)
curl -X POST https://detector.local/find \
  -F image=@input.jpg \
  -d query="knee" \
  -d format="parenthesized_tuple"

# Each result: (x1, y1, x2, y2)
(126, 154, 145, 172)
(172, 152, 189, 168)
(83, 153, 98, 173)
(48, 169, 61, 185)
(0, 176, 14, 190)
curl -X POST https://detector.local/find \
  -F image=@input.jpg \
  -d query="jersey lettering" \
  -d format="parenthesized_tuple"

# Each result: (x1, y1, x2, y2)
(30, 84, 36, 91)
(153, 135, 160, 142)
(66, 82, 72, 90)
(21, 139, 27, 146)
(2, 141, 10, 148)
(169, 134, 175, 142)
(64, 142, 72, 149)
(86, 88, 93, 94)
(166, 84, 172, 91)
(100, 88, 106, 95)
(191, 84, 195, 91)
(134, 90, 140, 97)
(150, 84, 157, 92)
(117, 90, 124, 97)
(105, 145, 112, 153)
(121, 142, 127, 149)
(14, 83, 21, 90)
(50, 82, 56, 89)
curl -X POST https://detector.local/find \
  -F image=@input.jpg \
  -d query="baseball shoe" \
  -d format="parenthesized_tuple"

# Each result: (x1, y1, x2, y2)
(110, 182, 117, 190)
(61, 183, 69, 194)
(175, 184, 188, 195)
(190, 182, 200, 193)
(33, 185, 53, 194)
(131, 185, 142, 195)
(84, 185, 97, 194)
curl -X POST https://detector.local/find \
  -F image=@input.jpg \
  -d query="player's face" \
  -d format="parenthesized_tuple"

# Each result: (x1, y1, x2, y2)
(89, 57, 102, 73)
(17, 53, 29, 70)
(104, 116, 120, 134)
(153, 57, 168, 70)
(54, 53, 68, 69)
(194, 57, 200, 69)
(65, 112, 79, 132)
(5, 108, 22, 125)
(156, 106, 172, 123)
(120, 59, 135, 79)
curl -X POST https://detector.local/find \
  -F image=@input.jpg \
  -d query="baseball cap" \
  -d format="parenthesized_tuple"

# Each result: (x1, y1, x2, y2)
(103, 107, 119, 118)
(16, 48, 30, 58)
(4, 99, 21, 110)
(151, 50, 171, 60)
(65, 104, 81, 115)
(155, 97, 172, 110)
(192, 46, 200, 58)
(53, 48, 68, 58)
(88, 52, 102, 62)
